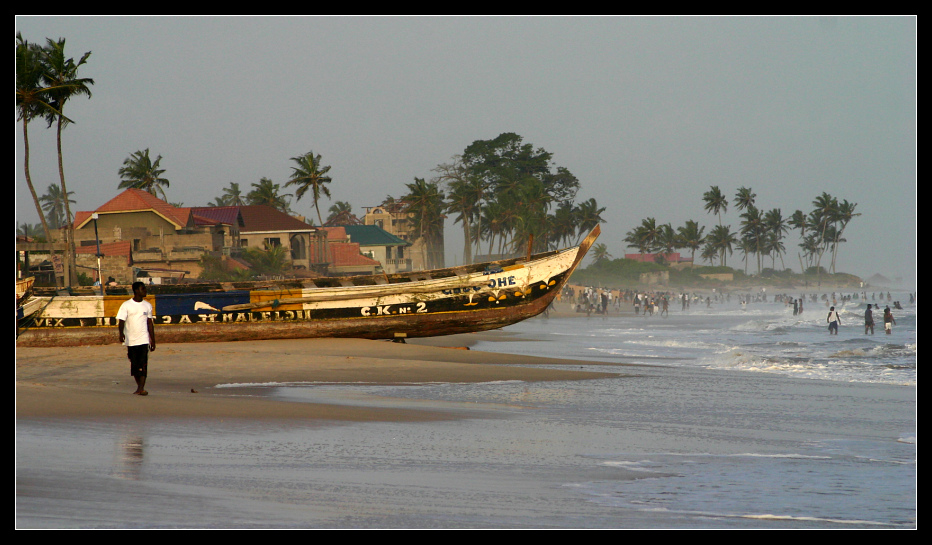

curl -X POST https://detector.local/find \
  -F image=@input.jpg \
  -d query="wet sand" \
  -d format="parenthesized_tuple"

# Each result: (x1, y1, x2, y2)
(15, 328, 623, 423)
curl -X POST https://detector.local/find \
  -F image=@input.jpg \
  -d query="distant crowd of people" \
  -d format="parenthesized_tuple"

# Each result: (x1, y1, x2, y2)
(560, 285, 915, 336)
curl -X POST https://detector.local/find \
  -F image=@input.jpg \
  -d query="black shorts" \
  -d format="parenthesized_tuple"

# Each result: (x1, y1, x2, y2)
(127, 344, 149, 377)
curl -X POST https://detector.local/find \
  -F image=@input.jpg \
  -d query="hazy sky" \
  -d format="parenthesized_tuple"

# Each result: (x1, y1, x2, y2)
(15, 16, 916, 285)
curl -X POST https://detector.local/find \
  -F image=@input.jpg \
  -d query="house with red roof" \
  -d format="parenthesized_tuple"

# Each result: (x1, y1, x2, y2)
(71, 189, 382, 281)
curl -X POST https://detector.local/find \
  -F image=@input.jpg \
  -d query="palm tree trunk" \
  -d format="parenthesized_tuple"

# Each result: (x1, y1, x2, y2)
(56, 116, 78, 286)
(23, 120, 52, 242)
(462, 219, 472, 265)
(23, 119, 60, 288)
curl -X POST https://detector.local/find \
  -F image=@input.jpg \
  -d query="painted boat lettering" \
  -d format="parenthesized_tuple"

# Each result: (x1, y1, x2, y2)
(487, 275, 517, 288)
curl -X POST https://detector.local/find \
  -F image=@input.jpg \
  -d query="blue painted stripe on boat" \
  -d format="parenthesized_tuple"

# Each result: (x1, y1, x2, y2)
(153, 291, 251, 315)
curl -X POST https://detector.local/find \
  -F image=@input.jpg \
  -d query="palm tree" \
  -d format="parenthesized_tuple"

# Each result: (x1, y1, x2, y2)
(764, 230, 786, 270)
(510, 178, 554, 254)
(739, 204, 765, 274)
(707, 224, 737, 267)
(325, 201, 361, 225)
(830, 200, 859, 273)
(17, 222, 45, 239)
(39, 184, 75, 229)
(624, 225, 651, 254)
(479, 200, 508, 257)
(734, 186, 756, 212)
(445, 181, 478, 264)
(591, 243, 612, 263)
(625, 218, 661, 255)
(676, 220, 706, 266)
(40, 37, 94, 286)
(16, 33, 55, 242)
(401, 178, 446, 269)
(435, 156, 486, 263)
(764, 208, 787, 270)
(285, 150, 332, 225)
(242, 244, 290, 277)
(700, 241, 719, 266)
(220, 182, 246, 206)
(246, 177, 291, 212)
(118, 149, 170, 199)
(702, 185, 728, 227)
(655, 223, 679, 263)
(809, 192, 838, 283)
(788, 209, 809, 273)
(574, 198, 607, 244)
(550, 201, 578, 249)
(736, 238, 754, 275)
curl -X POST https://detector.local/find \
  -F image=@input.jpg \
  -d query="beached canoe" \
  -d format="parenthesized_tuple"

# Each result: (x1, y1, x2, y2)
(16, 226, 599, 347)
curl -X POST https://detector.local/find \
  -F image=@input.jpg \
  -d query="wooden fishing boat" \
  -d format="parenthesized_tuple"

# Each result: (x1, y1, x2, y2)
(16, 226, 599, 347)
(16, 276, 40, 325)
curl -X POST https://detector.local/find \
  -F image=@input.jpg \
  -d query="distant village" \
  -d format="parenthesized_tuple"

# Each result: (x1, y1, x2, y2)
(16, 188, 434, 288)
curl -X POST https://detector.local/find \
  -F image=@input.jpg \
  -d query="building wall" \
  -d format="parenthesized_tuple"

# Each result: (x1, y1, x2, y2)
(239, 231, 317, 270)
(363, 207, 441, 270)
(76, 254, 136, 284)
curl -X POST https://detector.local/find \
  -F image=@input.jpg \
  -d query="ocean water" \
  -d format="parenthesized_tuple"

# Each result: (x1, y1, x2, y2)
(16, 292, 916, 528)
(487, 292, 917, 387)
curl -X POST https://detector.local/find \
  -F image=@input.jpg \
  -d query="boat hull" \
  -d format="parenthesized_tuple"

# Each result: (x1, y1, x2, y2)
(16, 227, 597, 347)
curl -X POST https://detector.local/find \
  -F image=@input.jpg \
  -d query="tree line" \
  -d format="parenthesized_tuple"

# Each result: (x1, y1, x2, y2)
(623, 185, 859, 277)
(18, 35, 606, 274)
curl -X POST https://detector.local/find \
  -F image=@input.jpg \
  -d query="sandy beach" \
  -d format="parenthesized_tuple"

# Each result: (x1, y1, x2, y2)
(15, 327, 623, 422)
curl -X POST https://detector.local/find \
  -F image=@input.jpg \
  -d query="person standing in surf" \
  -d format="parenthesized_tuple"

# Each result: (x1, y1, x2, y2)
(864, 304, 875, 335)
(117, 281, 156, 395)
(826, 306, 841, 335)
(883, 306, 897, 335)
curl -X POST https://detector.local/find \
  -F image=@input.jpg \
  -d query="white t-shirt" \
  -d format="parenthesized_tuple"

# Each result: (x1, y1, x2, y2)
(117, 298, 153, 346)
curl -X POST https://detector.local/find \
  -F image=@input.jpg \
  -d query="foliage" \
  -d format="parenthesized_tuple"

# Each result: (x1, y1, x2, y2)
(624, 185, 860, 279)
(285, 150, 332, 225)
(39, 183, 76, 229)
(436, 133, 604, 263)
(118, 149, 170, 199)
(17, 34, 92, 248)
(196, 245, 290, 281)
(571, 256, 665, 287)
(246, 177, 291, 212)
(400, 177, 446, 269)
(325, 201, 361, 225)
(240, 245, 290, 276)
(209, 182, 246, 207)
(196, 254, 254, 282)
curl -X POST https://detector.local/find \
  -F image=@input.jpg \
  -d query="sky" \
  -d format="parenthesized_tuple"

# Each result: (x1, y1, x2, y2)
(15, 16, 916, 286)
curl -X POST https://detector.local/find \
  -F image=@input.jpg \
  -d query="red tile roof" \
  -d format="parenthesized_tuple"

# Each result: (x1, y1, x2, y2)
(189, 206, 243, 227)
(74, 189, 191, 229)
(320, 226, 348, 241)
(236, 205, 316, 233)
(329, 242, 380, 267)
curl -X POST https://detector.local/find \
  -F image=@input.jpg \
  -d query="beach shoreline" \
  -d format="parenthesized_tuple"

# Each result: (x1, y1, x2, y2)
(16, 313, 916, 529)
(16, 328, 632, 422)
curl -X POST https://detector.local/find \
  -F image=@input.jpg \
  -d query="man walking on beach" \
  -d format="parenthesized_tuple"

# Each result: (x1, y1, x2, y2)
(117, 281, 156, 395)
(864, 304, 874, 335)
(826, 306, 841, 335)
